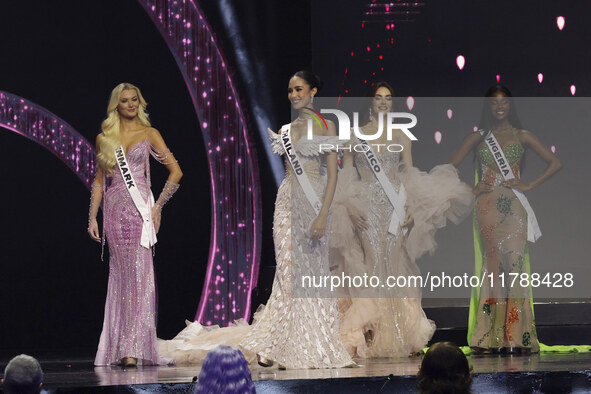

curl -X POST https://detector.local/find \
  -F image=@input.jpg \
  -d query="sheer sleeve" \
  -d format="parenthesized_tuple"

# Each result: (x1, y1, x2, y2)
(155, 181, 180, 210)
(88, 180, 103, 225)
(149, 145, 178, 165)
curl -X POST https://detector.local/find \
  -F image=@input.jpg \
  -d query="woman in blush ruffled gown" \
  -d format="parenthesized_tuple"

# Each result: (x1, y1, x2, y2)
(88, 83, 182, 366)
(332, 81, 473, 358)
(449, 85, 562, 353)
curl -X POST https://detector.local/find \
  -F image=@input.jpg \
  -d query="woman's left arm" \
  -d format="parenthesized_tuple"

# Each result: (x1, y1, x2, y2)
(147, 128, 183, 183)
(310, 121, 338, 239)
(503, 130, 562, 191)
(320, 121, 338, 216)
(147, 128, 183, 232)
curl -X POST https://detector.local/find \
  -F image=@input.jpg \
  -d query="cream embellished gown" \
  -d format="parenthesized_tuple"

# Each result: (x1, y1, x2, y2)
(159, 127, 353, 368)
(239, 128, 353, 368)
(333, 136, 473, 358)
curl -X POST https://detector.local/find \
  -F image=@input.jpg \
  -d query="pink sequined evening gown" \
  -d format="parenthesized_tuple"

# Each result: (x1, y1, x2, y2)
(94, 140, 160, 366)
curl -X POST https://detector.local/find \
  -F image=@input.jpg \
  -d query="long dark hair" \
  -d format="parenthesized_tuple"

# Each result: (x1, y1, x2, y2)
(194, 346, 256, 394)
(359, 81, 395, 126)
(477, 84, 523, 130)
(417, 342, 472, 394)
(475, 85, 526, 172)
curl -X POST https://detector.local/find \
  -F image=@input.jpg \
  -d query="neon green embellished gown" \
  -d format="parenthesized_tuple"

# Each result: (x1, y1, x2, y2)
(468, 128, 539, 351)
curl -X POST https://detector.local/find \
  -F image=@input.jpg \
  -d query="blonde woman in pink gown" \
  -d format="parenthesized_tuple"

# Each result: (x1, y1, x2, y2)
(88, 83, 182, 366)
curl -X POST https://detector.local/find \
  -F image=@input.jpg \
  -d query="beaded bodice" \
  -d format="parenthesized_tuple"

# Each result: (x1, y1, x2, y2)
(476, 129, 524, 186)
(354, 148, 402, 186)
(477, 142, 524, 168)
(109, 139, 149, 189)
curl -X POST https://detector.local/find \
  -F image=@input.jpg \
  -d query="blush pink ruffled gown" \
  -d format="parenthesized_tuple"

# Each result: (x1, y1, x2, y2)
(332, 136, 473, 358)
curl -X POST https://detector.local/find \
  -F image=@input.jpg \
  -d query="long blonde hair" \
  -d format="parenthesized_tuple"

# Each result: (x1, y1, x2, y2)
(96, 83, 151, 172)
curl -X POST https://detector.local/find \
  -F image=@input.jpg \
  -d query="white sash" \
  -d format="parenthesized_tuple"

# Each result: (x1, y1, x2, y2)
(115, 146, 157, 248)
(482, 131, 542, 242)
(358, 138, 407, 236)
(280, 124, 322, 215)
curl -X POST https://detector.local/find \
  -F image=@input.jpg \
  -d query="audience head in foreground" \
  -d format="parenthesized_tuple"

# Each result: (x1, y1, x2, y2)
(417, 342, 472, 394)
(2, 354, 43, 394)
(194, 345, 255, 394)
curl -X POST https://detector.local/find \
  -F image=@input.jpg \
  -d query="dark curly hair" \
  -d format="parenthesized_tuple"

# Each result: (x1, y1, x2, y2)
(417, 342, 472, 394)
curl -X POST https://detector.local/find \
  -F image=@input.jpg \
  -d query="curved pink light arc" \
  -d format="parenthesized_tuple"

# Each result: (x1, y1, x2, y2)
(0, 91, 95, 189)
(138, 0, 262, 325)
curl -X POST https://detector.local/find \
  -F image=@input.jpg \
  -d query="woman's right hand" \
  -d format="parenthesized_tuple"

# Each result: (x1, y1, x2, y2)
(348, 205, 369, 231)
(473, 180, 493, 196)
(88, 218, 101, 242)
(402, 213, 414, 233)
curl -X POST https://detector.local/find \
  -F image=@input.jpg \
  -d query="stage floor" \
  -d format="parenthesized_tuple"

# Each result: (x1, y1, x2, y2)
(11, 351, 591, 392)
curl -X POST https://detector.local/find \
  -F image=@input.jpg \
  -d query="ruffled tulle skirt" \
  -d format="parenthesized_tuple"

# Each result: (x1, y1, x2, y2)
(333, 164, 473, 358)
(158, 319, 254, 364)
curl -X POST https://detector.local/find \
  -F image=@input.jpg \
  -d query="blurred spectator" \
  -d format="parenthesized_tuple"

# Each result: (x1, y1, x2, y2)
(417, 342, 472, 394)
(2, 354, 43, 394)
(194, 345, 255, 394)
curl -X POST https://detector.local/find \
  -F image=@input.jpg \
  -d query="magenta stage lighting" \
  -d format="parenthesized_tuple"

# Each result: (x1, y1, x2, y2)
(0, 90, 95, 189)
(138, 0, 262, 326)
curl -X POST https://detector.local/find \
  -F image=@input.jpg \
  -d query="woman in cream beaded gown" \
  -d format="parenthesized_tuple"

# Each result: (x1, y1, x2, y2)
(238, 71, 353, 369)
(449, 85, 562, 353)
(88, 83, 182, 366)
(333, 81, 473, 358)
(159, 71, 353, 369)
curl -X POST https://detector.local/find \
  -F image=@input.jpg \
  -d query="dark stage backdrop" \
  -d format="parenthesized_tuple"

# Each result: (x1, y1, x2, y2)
(195, 0, 312, 321)
(311, 1, 591, 305)
(8, 0, 587, 358)
(312, 1, 591, 97)
(0, 0, 313, 358)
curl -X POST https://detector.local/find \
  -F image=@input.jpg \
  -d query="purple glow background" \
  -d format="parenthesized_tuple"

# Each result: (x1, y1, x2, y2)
(0, 91, 96, 189)
(138, 0, 262, 325)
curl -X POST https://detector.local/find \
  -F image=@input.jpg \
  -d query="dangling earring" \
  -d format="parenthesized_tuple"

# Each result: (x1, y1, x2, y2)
(310, 95, 314, 104)
(369, 107, 373, 121)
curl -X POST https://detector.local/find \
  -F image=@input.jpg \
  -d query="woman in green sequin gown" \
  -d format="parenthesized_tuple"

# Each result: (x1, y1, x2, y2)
(449, 85, 562, 352)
